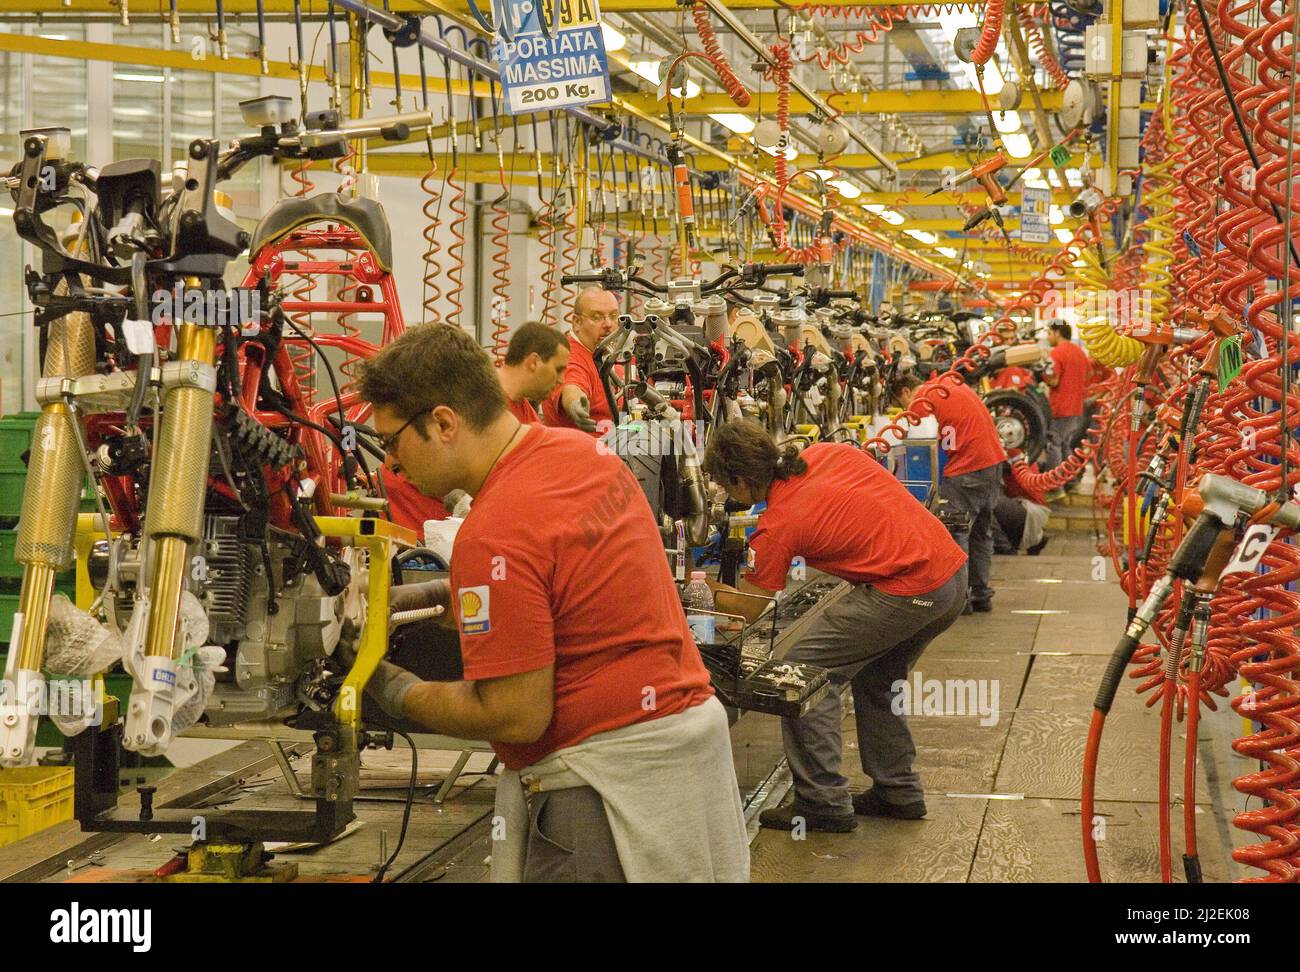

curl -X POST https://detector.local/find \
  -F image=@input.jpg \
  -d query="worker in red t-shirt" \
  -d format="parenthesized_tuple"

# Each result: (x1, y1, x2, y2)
(497, 321, 569, 424)
(1043, 320, 1091, 477)
(356, 324, 748, 882)
(703, 421, 968, 833)
(896, 373, 1006, 613)
(542, 287, 620, 436)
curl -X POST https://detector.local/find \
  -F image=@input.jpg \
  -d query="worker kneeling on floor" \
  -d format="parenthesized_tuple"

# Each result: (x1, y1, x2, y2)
(704, 421, 968, 832)
(357, 324, 749, 883)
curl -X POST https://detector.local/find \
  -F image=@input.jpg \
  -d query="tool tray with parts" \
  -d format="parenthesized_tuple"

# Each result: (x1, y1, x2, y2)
(694, 608, 832, 719)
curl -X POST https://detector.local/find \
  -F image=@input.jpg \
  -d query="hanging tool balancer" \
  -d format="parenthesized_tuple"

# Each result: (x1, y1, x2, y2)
(668, 135, 696, 276)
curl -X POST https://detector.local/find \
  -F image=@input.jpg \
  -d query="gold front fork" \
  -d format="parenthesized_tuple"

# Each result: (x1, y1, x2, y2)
(123, 320, 218, 755)
(1, 310, 94, 766)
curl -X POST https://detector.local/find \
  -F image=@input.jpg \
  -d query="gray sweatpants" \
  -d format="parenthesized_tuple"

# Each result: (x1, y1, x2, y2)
(782, 565, 968, 814)
(938, 463, 1002, 604)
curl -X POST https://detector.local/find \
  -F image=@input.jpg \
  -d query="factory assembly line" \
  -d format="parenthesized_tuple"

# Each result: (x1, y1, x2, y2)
(0, 0, 1293, 944)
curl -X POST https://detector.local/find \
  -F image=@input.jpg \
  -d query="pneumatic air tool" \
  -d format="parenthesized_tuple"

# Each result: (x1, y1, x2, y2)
(931, 154, 1010, 237)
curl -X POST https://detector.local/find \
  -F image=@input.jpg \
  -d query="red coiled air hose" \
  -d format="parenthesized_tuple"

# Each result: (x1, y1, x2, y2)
(489, 196, 512, 363)
(444, 166, 468, 331)
(538, 204, 560, 328)
(691, 0, 753, 107)
(1017, 5, 1070, 89)
(972, 0, 1005, 65)
(420, 163, 444, 325)
(287, 160, 318, 388)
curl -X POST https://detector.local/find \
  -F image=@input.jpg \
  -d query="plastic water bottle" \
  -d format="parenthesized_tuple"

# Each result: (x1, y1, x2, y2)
(683, 570, 717, 645)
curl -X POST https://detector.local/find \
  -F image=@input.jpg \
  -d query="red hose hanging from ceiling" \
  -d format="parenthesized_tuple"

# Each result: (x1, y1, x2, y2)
(691, 0, 753, 107)
(972, 0, 1005, 64)
(287, 160, 318, 390)
(444, 166, 467, 331)
(1017, 5, 1070, 89)
(489, 193, 513, 364)
(421, 162, 444, 325)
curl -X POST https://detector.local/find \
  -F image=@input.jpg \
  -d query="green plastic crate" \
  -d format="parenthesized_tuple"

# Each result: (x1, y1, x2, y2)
(0, 413, 38, 473)
(0, 593, 19, 643)
(0, 527, 80, 585)
(0, 529, 20, 581)
(0, 469, 96, 519)
(0, 470, 25, 519)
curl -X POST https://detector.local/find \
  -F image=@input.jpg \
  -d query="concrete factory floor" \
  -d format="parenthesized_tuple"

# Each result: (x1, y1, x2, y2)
(0, 515, 1249, 883)
(744, 528, 1247, 883)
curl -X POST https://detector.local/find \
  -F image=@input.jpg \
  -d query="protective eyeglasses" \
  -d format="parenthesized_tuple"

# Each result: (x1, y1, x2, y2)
(379, 409, 429, 456)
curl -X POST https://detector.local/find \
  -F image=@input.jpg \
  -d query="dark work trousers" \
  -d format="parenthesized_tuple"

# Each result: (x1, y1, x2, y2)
(782, 565, 968, 813)
(1047, 413, 1089, 480)
(523, 786, 627, 882)
(938, 463, 1002, 604)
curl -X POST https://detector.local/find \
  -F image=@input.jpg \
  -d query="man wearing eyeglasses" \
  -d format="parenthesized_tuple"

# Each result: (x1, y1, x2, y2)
(542, 286, 621, 435)
(355, 324, 749, 883)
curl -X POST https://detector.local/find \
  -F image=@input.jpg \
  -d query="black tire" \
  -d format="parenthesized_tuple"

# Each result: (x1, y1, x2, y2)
(984, 388, 1049, 463)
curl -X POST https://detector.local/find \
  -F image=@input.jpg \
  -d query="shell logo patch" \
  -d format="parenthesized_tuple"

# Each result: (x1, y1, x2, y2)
(458, 585, 491, 635)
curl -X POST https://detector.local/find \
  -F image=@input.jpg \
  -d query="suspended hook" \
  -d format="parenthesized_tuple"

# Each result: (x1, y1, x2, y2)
(255, 0, 268, 73)
(327, 1, 342, 110)
(214, 0, 229, 60)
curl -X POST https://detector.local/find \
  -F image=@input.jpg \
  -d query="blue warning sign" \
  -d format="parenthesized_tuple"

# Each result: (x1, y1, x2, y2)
(496, 0, 611, 115)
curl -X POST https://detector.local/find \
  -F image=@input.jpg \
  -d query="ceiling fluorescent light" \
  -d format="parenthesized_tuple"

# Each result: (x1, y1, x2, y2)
(708, 112, 755, 135)
(1002, 131, 1033, 158)
(994, 109, 1022, 134)
(600, 22, 627, 51)
(828, 178, 861, 199)
(906, 229, 938, 244)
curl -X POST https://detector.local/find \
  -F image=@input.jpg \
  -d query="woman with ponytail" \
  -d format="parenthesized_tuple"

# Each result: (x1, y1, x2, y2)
(702, 420, 968, 833)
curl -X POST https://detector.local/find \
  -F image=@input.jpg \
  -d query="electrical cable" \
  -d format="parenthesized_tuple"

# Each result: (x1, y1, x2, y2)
(372, 729, 419, 883)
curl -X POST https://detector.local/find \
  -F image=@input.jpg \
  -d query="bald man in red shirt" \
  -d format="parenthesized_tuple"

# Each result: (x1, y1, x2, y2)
(897, 372, 1007, 613)
(543, 287, 621, 435)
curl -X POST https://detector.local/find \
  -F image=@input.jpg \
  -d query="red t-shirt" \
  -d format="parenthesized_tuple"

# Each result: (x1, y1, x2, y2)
(449, 424, 713, 770)
(380, 467, 448, 532)
(507, 396, 540, 424)
(926, 377, 1007, 477)
(747, 442, 967, 596)
(1049, 340, 1089, 417)
(991, 366, 1034, 390)
(542, 335, 613, 436)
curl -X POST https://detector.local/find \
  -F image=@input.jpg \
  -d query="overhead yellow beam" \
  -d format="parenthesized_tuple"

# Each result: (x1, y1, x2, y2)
(694, 150, 1083, 172)
(0, 1, 438, 11)
(620, 90, 1064, 118)
(0, 31, 495, 99)
(894, 217, 1080, 234)
(0, 0, 1003, 11)
(858, 189, 1075, 207)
